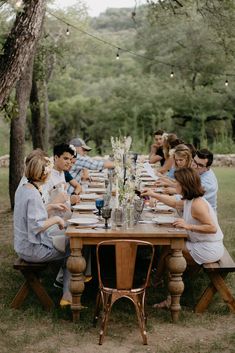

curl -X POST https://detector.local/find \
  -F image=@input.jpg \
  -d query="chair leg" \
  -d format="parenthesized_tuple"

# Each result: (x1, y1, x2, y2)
(133, 295, 148, 345)
(99, 293, 112, 345)
(93, 291, 102, 327)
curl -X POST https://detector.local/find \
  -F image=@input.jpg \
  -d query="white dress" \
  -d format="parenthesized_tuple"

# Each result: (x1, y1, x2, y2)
(183, 198, 224, 264)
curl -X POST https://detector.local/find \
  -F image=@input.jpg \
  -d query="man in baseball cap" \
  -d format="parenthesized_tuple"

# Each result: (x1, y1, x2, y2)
(70, 137, 92, 153)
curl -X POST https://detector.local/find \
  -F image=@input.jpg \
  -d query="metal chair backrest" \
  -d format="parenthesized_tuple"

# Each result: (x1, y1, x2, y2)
(96, 239, 155, 291)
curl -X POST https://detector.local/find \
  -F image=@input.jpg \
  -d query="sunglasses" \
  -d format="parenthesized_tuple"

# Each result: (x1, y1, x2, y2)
(193, 158, 207, 168)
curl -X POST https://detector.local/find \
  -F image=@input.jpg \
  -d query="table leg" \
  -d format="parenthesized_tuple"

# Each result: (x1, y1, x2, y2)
(167, 249, 186, 322)
(67, 239, 86, 321)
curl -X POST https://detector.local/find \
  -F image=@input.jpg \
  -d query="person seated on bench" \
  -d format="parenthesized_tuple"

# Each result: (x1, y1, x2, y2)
(14, 154, 72, 307)
(142, 167, 224, 309)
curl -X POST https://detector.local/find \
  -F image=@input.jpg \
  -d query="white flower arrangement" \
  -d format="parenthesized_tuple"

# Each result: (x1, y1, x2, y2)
(111, 136, 135, 207)
(44, 157, 54, 176)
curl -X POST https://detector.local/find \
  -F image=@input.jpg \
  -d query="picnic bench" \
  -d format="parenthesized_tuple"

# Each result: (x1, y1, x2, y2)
(11, 258, 54, 311)
(195, 248, 235, 313)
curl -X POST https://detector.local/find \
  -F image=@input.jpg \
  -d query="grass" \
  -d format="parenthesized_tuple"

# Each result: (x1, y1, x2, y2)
(0, 167, 234, 353)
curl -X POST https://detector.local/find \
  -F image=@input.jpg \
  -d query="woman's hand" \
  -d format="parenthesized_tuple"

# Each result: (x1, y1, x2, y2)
(55, 216, 65, 230)
(173, 218, 190, 230)
(141, 189, 157, 198)
(70, 194, 80, 205)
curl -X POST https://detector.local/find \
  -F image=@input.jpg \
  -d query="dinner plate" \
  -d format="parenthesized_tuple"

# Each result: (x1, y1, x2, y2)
(140, 176, 156, 181)
(80, 194, 99, 200)
(72, 204, 96, 211)
(87, 188, 106, 194)
(67, 217, 98, 225)
(155, 204, 174, 212)
(152, 216, 175, 224)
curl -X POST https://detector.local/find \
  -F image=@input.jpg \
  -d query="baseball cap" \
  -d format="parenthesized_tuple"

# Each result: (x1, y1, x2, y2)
(69, 137, 92, 151)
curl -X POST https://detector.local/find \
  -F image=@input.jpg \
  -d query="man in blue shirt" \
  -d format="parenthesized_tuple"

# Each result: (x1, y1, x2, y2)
(192, 149, 218, 211)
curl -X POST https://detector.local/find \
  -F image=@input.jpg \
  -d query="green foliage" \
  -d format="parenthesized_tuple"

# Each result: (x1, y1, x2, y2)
(1, 1, 235, 154)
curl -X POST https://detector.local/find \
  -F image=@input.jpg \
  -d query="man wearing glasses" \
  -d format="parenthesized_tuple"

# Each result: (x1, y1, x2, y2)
(192, 149, 218, 211)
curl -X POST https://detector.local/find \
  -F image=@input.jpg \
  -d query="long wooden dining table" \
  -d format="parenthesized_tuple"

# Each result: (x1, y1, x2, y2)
(66, 212, 188, 323)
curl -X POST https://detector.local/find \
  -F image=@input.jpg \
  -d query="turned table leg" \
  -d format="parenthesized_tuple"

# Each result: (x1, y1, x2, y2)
(167, 249, 187, 322)
(67, 239, 86, 321)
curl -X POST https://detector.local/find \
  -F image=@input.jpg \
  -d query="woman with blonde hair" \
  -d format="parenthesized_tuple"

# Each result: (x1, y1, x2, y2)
(158, 133, 184, 174)
(14, 154, 72, 306)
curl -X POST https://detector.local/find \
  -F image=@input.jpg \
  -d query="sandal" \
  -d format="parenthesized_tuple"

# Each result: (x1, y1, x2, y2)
(153, 296, 171, 310)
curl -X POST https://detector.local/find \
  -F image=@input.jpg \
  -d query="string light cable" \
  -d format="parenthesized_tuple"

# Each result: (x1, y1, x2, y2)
(46, 9, 235, 80)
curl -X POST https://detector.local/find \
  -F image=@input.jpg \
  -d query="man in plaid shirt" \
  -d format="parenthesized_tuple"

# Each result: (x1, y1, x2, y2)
(67, 138, 114, 194)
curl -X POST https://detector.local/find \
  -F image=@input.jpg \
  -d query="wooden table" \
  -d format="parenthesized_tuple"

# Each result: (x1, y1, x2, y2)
(66, 214, 187, 323)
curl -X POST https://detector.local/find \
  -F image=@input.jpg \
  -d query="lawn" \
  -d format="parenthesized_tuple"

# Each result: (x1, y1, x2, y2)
(0, 167, 234, 353)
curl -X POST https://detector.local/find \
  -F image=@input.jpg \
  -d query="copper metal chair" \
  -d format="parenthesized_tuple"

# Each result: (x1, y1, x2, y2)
(93, 239, 155, 345)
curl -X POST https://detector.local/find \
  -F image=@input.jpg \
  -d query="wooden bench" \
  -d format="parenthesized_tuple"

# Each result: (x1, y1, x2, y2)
(195, 248, 235, 313)
(11, 258, 54, 311)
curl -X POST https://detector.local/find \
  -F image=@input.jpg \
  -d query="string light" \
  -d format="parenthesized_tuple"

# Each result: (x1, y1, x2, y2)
(170, 68, 174, 78)
(225, 79, 229, 87)
(116, 48, 120, 60)
(66, 26, 70, 36)
(15, 0, 23, 8)
(46, 10, 235, 83)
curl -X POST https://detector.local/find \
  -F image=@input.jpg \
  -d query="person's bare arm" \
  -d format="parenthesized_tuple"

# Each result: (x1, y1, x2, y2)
(141, 189, 183, 209)
(69, 179, 82, 194)
(173, 198, 217, 233)
(158, 157, 174, 174)
(104, 160, 114, 169)
(42, 216, 65, 231)
(149, 154, 163, 164)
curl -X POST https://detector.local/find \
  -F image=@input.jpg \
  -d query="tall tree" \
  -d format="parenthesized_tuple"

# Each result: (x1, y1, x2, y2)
(0, 0, 46, 108)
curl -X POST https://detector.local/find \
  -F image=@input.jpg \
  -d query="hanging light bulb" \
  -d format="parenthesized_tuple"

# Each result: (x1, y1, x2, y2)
(116, 48, 120, 60)
(15, 0, 23, 8)
(66, 27, 70, 36)
(170, 70, 174, 78)
(225, 79, 228, 87)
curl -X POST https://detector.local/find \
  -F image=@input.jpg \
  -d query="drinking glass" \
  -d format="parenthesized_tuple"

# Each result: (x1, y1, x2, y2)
(95, 198, 104, 217)
(101, 207, 112, 229)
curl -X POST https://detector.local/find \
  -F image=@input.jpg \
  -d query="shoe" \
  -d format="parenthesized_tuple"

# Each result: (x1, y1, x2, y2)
(84, 276, 92, 283)
(153, 296, 171, 310)
(54, 280, 63, 289)
(60, 299, 71, 307)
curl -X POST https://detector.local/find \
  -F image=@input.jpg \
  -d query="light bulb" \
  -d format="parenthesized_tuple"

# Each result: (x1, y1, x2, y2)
(66, 27, 70, 36)
(116, 53, 120, 60)
(225, 79, 228, 87)
(15, 0, 23, 8)
(170, 71, 174, 78)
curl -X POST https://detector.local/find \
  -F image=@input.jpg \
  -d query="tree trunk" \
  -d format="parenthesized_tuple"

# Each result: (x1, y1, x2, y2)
(9, 54, 36, 209)
(0, 0, 46, 108)
(43, 79, 49, 151)
(30, 72, 44, 149)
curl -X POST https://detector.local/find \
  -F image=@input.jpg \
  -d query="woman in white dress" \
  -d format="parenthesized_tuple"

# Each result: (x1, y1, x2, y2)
(142, 167, 224, 308)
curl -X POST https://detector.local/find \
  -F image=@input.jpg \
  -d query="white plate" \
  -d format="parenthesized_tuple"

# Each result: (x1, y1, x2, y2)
(87, 188, 106, 194)
(140, 177, 156, 181)
(152, 216, 175, 224)
(72, 204, 96, 211)
(155, 205, 174, 212)
(67, 217, 98, 225)
(80, 194, 99, 200)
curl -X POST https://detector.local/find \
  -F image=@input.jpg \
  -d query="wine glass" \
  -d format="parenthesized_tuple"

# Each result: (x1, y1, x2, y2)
(101, 207, 112, 229)
(95, 198, 104, 217)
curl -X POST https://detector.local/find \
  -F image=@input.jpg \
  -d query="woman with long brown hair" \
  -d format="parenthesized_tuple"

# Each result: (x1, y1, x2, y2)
(142, 167, 224, 308)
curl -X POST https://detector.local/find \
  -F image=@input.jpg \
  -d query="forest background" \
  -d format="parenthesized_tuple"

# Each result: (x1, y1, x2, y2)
(1, 0, 235, 157)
